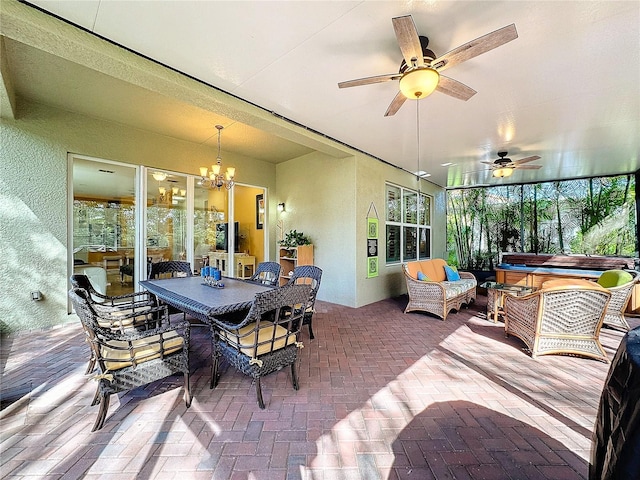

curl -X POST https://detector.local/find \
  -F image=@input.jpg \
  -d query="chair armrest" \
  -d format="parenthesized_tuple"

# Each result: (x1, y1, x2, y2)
(102, 291, 157, 307)
(459, 271, 476, 281)
(404, 273, 446, 294)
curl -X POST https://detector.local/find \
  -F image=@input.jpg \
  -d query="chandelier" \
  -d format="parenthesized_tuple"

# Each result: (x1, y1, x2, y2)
(199, 125, 235, 190)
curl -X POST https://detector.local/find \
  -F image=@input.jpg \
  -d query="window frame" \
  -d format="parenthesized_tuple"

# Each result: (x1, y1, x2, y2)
(385, 183, 432, 265)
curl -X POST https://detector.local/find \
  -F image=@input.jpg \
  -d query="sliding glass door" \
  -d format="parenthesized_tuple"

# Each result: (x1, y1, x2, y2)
(71, 157, 267, 302)
(71, 156, 137, 296)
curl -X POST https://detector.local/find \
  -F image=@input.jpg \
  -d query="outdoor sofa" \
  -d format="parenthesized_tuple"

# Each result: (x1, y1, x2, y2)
(403, 258, 477, 320)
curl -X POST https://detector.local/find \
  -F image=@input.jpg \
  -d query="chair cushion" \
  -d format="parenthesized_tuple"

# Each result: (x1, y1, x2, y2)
(222, 322, 296, 357)
(597, 270, 633, 288)
(101, 330, 183, 370)
(444, 265, 461, 281)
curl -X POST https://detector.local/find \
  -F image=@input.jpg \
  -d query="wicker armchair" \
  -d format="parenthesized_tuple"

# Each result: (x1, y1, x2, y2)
(597, 270, 639, 331)
(503, 279, 611, 362)
(285, 265, 323, 339)
(70, 274, 158, 373)
(248, 262, 281, 287)
(210, 284, 311, 408)
(69, 287, 191, 431)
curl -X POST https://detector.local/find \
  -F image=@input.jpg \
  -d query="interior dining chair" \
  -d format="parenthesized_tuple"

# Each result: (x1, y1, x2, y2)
(210, 284, 311, 409)
(286, 265, 323, 339)
(70, 274, 158, 373)
(596, 269, 640, 331)
(69, 287, 191, 431)
(248, 261, 281, 287)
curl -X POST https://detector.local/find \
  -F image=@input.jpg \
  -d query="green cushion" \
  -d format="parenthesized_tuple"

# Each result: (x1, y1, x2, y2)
(597, 270, 633, 288)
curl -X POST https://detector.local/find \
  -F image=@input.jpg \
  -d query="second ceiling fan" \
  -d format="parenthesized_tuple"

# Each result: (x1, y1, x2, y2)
(338, 15, 518, 116)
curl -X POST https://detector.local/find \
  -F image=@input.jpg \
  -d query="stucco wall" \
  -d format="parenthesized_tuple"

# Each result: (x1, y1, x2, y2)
(0, 100, 276, 333)
(354, 153, 447, 308)
(275, 150, 447, 309)
(276, 151, 357, 306)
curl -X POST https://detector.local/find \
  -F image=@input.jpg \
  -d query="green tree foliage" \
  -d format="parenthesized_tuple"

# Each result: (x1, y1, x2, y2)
(447, 175, 637, 270)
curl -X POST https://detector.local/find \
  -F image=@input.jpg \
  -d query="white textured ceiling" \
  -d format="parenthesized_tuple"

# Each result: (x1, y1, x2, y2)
(9, 0, 640, 188)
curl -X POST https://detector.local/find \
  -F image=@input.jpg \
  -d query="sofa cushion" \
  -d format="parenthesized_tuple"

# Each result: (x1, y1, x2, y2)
(442, 279, 477, 299)
(422, 258, 447, 282)
(417, 271, 431, 281)
(444, 265, 461, 281)
(406, 258, 448, 282)
(597, 270, 633, 288)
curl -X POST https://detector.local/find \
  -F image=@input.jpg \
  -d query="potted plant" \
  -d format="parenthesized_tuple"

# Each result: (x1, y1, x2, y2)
(280, 230, 311, 249)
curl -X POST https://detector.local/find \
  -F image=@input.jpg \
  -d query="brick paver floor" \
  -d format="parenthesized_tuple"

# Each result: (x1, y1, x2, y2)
(1, 293, 635, 479)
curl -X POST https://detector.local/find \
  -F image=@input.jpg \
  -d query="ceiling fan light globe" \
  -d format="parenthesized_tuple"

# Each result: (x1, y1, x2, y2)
(399, 67, 440, 99)
(493, 167, 514, 178)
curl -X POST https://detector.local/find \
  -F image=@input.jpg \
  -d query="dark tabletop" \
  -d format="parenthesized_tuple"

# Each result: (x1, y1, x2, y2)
(140, 276, 273, 324)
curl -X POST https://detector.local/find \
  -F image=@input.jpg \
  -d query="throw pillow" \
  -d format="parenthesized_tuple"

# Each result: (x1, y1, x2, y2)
(597, 270, 633, 288)
(444, 265, 461, 282)
(417, 271, 431, 282)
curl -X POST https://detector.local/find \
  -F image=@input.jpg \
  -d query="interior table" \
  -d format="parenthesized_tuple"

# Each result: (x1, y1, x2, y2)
(139, 275, 273, 324)
(480, 281, 535, 323)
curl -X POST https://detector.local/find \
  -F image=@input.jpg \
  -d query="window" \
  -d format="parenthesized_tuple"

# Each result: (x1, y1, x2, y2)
(386, 184, 432, 264)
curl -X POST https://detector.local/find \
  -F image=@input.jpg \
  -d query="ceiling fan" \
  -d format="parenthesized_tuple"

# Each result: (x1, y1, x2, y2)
(338, 15, 518, 116)
(482, 151, 542, 177)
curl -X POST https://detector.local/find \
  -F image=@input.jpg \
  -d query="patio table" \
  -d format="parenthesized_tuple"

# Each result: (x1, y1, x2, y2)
(139, 276, 273, 325)
(480, 281, 535, 323)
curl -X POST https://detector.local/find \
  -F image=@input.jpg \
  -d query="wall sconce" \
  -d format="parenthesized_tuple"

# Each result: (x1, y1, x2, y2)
(277, 203, 286, 212)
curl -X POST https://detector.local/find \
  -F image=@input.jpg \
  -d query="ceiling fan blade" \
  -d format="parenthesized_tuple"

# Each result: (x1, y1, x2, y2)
(392, 15, 424, 67)
(432, 24, 518, 73)
(384, 91, 408, 117)
(338, 73, 400, 89)
(515, 164, 542, 169)
(511, 155, 541, 165)
(436, 75, 477, 101)
(480, 161, 496, 166)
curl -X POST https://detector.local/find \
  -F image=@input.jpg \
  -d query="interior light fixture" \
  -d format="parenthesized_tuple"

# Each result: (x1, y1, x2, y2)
(399, 67, 440, 99)
(199, 125, 235, 190)
(493, 167, 514, 178)
(152, 171, 167, 182)
(277, 202, 285, 212)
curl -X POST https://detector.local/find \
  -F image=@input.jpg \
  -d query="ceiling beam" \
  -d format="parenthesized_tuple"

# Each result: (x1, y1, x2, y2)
(0, 36, 17, 119)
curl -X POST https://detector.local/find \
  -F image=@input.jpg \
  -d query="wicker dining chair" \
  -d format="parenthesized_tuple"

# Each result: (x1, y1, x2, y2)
(284, 265, 323, 339)
(503, 279, 611, 362)
(148, 261, 193, 319)
(596, 270, 640, 331)
(69, 287, 191, 431)
(70, 274, 158, 373)
(248, 262, 281, 287)
(149, 261, 193, 279)
(210, 284, 311, 409)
